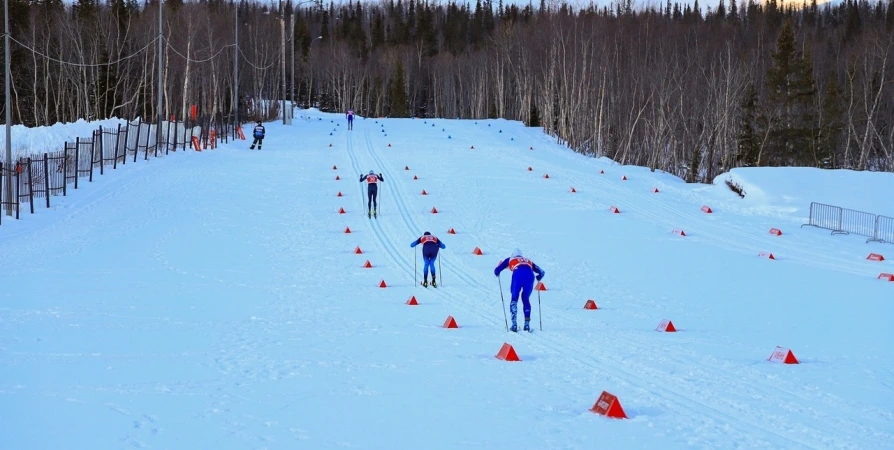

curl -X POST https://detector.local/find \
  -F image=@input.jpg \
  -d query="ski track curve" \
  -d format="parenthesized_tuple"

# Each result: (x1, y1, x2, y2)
(335, 120, 889, 449)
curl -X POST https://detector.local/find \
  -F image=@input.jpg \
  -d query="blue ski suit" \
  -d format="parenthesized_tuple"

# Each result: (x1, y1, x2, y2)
(494, 255, 545, 325)
(410, 234, 446, 279)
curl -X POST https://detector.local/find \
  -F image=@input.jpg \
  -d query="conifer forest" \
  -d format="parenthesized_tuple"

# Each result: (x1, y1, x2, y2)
(2, 0, 892, 180)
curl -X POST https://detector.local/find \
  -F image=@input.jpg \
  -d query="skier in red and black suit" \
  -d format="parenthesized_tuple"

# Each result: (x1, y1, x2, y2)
(410, 231, 446, 287)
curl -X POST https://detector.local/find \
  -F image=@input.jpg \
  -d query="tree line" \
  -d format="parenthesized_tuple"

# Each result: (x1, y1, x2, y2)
(1, 0, 892, 180)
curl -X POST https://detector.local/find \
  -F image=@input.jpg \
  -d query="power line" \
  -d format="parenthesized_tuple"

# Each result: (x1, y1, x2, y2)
(8, 35, 158, 67)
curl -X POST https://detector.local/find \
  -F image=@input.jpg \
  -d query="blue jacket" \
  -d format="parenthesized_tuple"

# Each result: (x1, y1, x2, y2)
(494, 256, 545, 281)
(253, 125, 265, 138)
(411, 235, 446, 255)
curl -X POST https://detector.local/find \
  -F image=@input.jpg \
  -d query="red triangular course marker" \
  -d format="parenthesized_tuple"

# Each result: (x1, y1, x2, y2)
(413, 175, 418, 180)
(656, 319, 676, 332)
(758, 251, 776, 260)
(406, 296, 418, 305)
(447, 228, 456, 234)
(337, 191, 343, 197)
(584, 299, 598, 310)
(354, 246, 363, 254)
(867, 253, 885, 261)
(769, 228, 783, 236)
(622, 175, 627, 180)
(388, 143, 392, 147)
(599, 169, 604, 174)
(338, 207, 346, 214)
(473, 247, 483, 255)
(470, 145, 475, 149)
(878, 273, 894, 281)
(609, 206, 620, 214)
(701, 205, 713, 213)
(344, 227, 351, 233)
(442, 315, 458, 328)
(363, 260, 372, 268)
(431, 207, 439, 214)
(529, 146, 533, 150)
(527, 166, 532, 171)
(652, 188, 659, 193)
(570, 187, 577, 193)
(405, 165, 410, 170)
(768, 346, 799, 364)
(378, 280, 387, 288)
(329, 143, 332, 147)
(543, 174, 550, 179)
(332, 165, 337, 170)
(673, 229, 686, 236)
(335, 175, 341, 180)
(535, 282, 547, 291)
(589, 391, 628, 419)
(496, 343, 520, 361)
(421, 189, 428, 195)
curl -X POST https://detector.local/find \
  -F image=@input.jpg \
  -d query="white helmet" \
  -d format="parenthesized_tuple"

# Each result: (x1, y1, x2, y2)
(511, 248, 522, 258)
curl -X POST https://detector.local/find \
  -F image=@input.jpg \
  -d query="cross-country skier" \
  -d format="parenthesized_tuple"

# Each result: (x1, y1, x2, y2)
(494, 249, 545, 332)
(346, 109, 355, 130)
(360, 170, 383, 217)
(410, 231, 446, 287)
(249, 120, 265, 150)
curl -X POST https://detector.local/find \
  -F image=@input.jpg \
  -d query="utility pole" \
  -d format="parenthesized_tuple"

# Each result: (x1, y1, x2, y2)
(234, 4, 239, 126)
(4, 0, 12, 215)
(280, 1, 286, 124)
(156, 0, 164, 152)
(290, 13, 295, 119)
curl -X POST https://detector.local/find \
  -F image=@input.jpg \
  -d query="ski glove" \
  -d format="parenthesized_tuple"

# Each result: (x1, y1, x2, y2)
(536, 271, 545, 281)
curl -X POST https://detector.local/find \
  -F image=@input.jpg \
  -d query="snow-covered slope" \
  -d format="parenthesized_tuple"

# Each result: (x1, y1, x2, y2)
(1, 110, 891, 449)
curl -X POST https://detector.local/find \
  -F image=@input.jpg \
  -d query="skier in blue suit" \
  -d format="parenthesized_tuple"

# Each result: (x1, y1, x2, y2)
(410, 231, 446, 287)
(494, 249, 545, 332)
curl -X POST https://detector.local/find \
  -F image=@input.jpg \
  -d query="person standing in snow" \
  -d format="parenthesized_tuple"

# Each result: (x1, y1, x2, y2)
(346, 109, 355, 130)
(249, 120, 265, 150)
(494, 249, 545, 332)
(360, 170, 383, 217)
(410, 231, 446, 287)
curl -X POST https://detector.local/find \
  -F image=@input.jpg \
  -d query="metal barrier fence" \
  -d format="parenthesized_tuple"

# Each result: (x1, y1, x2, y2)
(801, 201, 894, 244)
(0, 114, 242, 223)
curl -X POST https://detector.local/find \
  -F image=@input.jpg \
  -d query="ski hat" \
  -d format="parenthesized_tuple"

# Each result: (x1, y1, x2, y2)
(511, 248, 522, 258)
(423, 231, 431, 235)
(369, 170, 375, 174)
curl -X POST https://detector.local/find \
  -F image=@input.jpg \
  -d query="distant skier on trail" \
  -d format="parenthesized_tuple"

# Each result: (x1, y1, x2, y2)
(494, 249, 545, 332)
(346, 109, 355, 130)
(360, 170, 383, 218)
(410, 231, 446, 287)
(249, 120, 265, 150)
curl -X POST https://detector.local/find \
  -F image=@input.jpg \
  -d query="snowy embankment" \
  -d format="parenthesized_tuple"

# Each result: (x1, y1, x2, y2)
(0, 118, 128, 159)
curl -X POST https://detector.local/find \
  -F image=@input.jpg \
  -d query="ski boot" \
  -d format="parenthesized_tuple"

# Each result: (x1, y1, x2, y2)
(422, 277, 428, 287)
(509, 323, 518, 332)
(523, 321, 531, 332)
(368, 210, 372, 218)
(431, 276, 437, 288)
(373, 209, 377, 218)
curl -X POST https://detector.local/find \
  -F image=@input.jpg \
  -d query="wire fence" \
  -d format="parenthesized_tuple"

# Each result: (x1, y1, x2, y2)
(0, 114, 246, 224)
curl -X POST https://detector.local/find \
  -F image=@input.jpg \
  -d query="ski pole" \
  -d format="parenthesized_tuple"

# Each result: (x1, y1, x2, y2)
(498, 276, 508, 332)
(538, 287, 543, 331)
(414, 246, 417, 286)
(438, 253, 442, 287)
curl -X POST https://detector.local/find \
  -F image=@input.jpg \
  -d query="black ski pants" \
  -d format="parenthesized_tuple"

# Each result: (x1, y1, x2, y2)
(367, 184, 378, 211)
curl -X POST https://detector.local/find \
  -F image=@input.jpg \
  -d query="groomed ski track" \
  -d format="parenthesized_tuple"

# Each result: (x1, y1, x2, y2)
(336, 118, 891, 449)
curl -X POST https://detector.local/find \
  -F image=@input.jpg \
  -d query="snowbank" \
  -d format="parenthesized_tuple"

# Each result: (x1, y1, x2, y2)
(711, 167, 894, 219)
(0, 118, 128, 159)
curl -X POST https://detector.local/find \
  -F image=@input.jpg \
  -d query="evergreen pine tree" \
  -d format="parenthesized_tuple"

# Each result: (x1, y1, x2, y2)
(764, 17, 818, 166)
(389, 59, 409, 117)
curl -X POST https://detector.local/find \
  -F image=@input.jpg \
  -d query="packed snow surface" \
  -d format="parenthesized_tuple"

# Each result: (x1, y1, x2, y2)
(1, 110, 892, 449)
